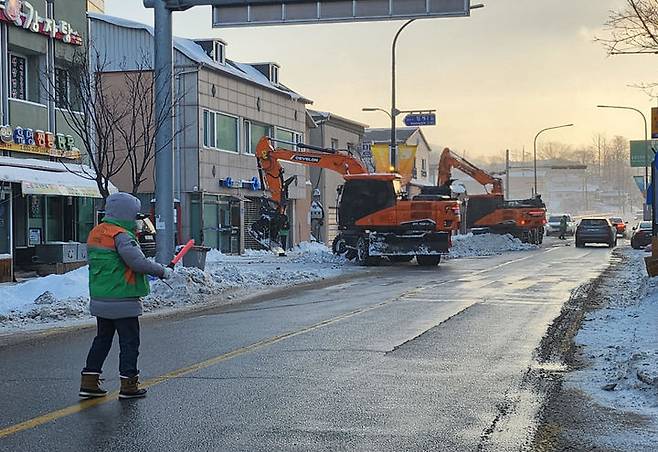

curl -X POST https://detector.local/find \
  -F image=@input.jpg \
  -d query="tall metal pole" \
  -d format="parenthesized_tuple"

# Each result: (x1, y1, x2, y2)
(596, 105, 649, 219)
(153, 0, 175, 264)
(533, 124, 574, 196)
(391, 19, 416, 170)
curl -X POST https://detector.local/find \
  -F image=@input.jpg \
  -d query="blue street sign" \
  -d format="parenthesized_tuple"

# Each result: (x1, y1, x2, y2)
(404, 113, 436, 127)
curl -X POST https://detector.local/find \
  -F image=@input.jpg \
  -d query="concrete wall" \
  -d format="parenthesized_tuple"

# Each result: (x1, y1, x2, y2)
(197, 68, 307, 193)
(408, 130, 433, 186)
(308, 119, 364, 246)
(90, 17, 311, 248)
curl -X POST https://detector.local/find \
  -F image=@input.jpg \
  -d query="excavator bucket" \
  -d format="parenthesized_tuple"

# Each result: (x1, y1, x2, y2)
(248, 200, 288, 256)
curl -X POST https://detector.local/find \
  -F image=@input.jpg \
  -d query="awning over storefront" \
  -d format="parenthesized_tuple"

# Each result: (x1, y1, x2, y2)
(0, 157, 118, 198)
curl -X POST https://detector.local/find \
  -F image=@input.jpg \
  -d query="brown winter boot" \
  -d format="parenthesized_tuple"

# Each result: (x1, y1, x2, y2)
(119, 375, 147, 399)
(79, 372, 107, 398)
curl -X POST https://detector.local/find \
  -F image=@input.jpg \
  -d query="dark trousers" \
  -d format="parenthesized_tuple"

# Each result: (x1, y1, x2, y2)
(83, 317, 140, 378)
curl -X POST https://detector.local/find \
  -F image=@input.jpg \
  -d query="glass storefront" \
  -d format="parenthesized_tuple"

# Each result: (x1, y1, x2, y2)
(201, 194, 240, 254)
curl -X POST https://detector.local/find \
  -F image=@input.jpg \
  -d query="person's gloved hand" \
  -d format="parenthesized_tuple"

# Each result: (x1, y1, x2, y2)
(162, 267, 174, 280)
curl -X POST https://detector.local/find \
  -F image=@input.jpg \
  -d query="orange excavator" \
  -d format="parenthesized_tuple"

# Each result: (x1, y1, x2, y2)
(437, 148, 546, 244)
(251, 136, 461, 266)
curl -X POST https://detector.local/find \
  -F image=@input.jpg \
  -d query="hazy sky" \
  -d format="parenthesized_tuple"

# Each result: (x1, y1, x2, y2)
(105, 0, 658, 159)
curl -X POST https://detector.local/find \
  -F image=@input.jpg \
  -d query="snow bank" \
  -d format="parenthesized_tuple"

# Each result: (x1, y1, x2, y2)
(449, 233, 537, 258)
(0, 266, 89, 316)
(567, 248, 658, 421)
(0, 242, 353, 330)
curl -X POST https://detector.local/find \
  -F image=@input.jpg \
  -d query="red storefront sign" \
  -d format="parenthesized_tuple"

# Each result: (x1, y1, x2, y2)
(0, 0, 83, 46)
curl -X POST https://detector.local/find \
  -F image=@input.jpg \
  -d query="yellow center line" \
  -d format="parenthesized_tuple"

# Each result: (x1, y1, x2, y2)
(0, 298, 395, 439)
(0, 249, 547, 440)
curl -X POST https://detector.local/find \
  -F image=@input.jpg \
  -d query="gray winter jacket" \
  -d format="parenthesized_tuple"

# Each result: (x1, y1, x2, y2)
(89, 193, 165, 319)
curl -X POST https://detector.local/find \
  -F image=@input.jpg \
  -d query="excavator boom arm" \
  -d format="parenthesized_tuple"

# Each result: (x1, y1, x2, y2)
(437, 148, 504, 195)
(255, 136, 368, 206)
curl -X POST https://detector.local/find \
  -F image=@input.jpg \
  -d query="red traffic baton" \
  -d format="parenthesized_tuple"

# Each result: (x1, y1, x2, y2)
(168, 239, 195, 268)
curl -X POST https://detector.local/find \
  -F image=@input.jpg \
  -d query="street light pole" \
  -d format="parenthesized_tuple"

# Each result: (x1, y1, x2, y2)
(390, 19, 416, 170)
(533, 124, 574, 196)
(596, 105, 649, 205)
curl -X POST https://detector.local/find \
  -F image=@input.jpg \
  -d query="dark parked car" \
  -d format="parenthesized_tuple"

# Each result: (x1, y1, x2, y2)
(630, 221, 652, 250)
(575, 218, 617, 248)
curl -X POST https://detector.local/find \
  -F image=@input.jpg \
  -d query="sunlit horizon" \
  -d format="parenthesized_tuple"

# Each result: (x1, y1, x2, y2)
(105, 0, 657, 161)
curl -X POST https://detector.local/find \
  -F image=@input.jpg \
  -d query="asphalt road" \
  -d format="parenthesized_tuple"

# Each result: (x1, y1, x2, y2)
(0, 238, 614, 452)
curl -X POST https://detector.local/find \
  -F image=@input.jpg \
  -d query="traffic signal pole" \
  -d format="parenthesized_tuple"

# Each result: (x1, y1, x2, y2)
(153, 0, 175, 264)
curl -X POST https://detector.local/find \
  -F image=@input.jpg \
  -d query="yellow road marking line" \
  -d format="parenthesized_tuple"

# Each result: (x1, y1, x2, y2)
(0, 249, 553, 440)
(0, 299, 394, 439)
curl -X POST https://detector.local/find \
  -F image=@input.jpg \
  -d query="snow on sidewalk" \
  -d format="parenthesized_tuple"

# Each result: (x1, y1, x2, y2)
(0, 234, 537, 331)
(0, 242, 352, 331)
(567, 247, 658, 422)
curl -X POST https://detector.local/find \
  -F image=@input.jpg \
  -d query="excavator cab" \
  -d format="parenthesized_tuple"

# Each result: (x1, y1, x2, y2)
(337, 175, 400, 228)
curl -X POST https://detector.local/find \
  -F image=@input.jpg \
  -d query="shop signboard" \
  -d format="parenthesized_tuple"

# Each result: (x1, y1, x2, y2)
(0, 0, 83, 45)
(0, 125, 81, 159)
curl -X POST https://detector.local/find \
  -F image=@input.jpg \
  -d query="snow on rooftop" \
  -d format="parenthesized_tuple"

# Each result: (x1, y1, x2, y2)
(88, 12, 310, 103)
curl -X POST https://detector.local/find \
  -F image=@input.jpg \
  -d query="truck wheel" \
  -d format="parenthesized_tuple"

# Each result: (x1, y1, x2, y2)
(356, 237, 380, 266)
(416, 255, 441, 266)
(332, 235, 347, 255)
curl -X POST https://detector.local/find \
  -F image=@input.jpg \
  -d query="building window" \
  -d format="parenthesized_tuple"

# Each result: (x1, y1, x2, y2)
(331, 138, 339, 150)
(213, 40, 226, 65)
(270, 64, 279, 85)
(275, 127, 301, 151)
(245, 121, 271, 154)
(421, 159, 426, 170)
(203, 109, 238, 152)
(55, 68, 69, 108)
(203, 110, 216, 148)
(10, 54, 26, 100)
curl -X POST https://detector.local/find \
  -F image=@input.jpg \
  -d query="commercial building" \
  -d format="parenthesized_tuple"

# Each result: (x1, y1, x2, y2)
(89, 13, 312, 254)
(0, 0, 106, 282)
(307, 110, 367, 246)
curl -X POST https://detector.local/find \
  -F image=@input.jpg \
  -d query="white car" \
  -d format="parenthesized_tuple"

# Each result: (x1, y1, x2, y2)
(546, 214, 576, 236)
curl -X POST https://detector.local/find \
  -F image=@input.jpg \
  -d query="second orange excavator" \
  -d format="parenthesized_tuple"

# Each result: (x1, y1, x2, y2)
(436, 148, 546, 244)
(251, 137, 461, 266)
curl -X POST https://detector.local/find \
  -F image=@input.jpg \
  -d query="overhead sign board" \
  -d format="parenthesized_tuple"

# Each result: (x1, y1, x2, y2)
(630, 140, 657, 168)
(404, 113, 436, 126)
(213, 0, 470, 27)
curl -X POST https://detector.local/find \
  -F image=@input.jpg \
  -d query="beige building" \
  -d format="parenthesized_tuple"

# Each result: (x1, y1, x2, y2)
(363, 127, 434, 187)
(307, 110, 367, 246)
(87, 0, 104, 13)
(90, 14, 312, 253)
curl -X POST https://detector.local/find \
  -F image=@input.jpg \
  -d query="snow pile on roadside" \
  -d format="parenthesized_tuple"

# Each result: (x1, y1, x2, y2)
(0, 242, 352, 330)
(568, 248, 658, 419)
(289, 241, 346, 265)
(449, 233, 537, 258)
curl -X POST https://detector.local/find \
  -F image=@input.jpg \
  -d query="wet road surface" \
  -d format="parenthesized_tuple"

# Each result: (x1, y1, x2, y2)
(0, 239, 613, 451)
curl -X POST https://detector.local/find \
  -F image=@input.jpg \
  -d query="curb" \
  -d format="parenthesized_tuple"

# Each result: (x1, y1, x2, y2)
(0, 266, 382, 348)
